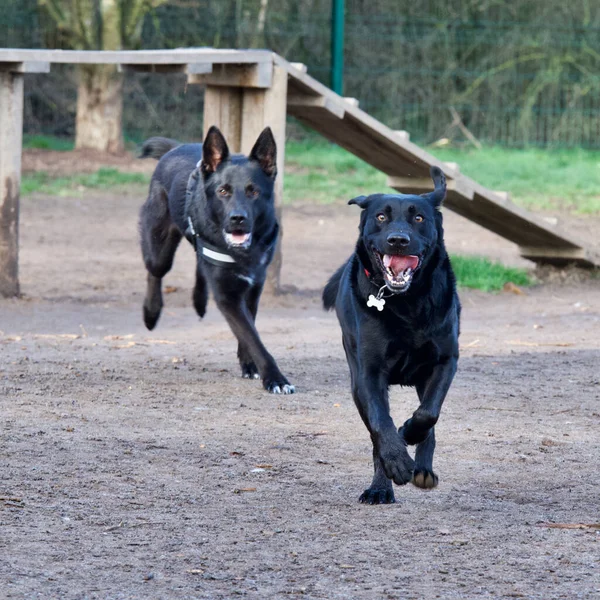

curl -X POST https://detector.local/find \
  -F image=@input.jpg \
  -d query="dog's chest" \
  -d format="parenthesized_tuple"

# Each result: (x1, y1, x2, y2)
(386, 334, 440, 385)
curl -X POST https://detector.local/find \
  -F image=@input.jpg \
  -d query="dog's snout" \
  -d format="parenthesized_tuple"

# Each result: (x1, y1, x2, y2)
(387, 232, 411, 247)
(229, 211, 248, 227)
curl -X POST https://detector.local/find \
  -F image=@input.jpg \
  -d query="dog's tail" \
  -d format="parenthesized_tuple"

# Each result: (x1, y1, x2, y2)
(322, 263, 346, 311)
(139, 137, 181, 160)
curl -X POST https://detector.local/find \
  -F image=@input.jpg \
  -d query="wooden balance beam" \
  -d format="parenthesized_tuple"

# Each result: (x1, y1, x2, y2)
(1, 49, 598, 298)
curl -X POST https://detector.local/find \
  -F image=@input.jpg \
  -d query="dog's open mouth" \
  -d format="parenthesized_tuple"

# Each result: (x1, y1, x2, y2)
(224, 230, 252, 248)
(373, 250, 420, 291)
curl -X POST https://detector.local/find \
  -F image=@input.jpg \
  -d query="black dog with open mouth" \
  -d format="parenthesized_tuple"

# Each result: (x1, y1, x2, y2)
(323, 166, 460, 503)
(139, 126, 294, 394)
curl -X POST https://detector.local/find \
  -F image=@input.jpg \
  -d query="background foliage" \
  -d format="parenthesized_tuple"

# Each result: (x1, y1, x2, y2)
(3, 0, 600, 147)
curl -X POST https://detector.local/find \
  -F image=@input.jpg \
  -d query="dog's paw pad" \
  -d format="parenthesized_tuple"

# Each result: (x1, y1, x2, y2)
(359, 487, 395, 505)
(412, 468, 438, 490)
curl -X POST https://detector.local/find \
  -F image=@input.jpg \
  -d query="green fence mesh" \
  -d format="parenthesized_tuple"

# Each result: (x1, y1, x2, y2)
(3, 0, 600, 148)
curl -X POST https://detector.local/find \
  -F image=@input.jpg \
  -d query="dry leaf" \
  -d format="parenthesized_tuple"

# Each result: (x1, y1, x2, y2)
(255, 464, 273, 469)
(145, 339, 176, 345)
(112, 341, 136, 349)
(503, 282, 525, 295)
(461, 339, 480, 349)
(164, 286, 178, 294)
(233, 487, 256, 494)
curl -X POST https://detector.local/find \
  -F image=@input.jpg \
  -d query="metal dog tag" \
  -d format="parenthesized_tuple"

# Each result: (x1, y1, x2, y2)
(367, 294, 385, 311)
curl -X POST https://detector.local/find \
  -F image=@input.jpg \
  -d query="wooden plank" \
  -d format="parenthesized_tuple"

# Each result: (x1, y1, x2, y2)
(189, 63, 272, 88)
(239, 64, 288, 293)
(0, 71, 23, 297)
(0, 62, 50, 74)
(121, 63, 213, 75)
(0, 48, 273, 66)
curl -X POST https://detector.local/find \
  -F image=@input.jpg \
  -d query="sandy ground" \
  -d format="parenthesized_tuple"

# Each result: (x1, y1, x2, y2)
(1, 161, 599, 599)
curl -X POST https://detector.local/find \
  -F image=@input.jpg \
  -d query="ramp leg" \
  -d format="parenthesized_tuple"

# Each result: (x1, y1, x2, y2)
(201, 63, 288, 293)
(0, 70, 23, 297)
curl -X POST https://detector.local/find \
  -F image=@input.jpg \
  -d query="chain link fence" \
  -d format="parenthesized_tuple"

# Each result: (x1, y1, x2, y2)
(3, 0, 600, 147)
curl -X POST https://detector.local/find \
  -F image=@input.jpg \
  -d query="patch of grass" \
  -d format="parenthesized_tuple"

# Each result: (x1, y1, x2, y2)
(450, 254, 531, 292)
(284, 140, 388, 204)
(22, 168, 147, 196)
(285, 139, 600, 213)
(23, 134, 74, 152)
(429, 146, 600, 214)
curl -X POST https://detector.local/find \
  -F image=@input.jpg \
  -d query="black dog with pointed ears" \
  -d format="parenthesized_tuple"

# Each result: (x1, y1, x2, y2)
(139, 126, 294, 394)
(323, 166, 460, 503)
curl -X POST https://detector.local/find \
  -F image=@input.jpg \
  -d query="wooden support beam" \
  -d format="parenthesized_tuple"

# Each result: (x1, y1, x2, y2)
(0, 70, 23, 297)
(189, 63, 272, 88)
(202, 87, 243, 151)
(287, 94, 345, 119)
(240, 65, 288, 293)
(201, 64, 288, 292)
(518, 246, 600, 268)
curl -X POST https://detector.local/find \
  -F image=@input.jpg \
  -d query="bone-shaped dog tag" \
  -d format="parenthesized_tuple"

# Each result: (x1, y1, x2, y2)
(367, 294, 385, 311)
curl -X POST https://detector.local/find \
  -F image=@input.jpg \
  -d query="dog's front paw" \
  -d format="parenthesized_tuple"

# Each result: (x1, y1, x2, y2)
(263, 374, 295, 395)
(359, 486, 395, 505)
(400, 412, 437, 446)
(411, 468, 438, 490)
(378, 437, 415, 486)
(241, 361, 260, 380)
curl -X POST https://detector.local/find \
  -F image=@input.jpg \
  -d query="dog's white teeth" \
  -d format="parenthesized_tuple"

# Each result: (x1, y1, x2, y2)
(383, 254, 392, 268)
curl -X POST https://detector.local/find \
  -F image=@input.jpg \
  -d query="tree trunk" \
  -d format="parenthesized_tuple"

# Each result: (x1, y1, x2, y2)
(74, 64, 124, 154)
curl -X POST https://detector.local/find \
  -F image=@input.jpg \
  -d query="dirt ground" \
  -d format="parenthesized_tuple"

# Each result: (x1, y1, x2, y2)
(1, 154, 600, 599)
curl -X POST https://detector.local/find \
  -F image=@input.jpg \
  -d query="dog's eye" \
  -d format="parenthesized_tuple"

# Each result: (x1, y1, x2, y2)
(217, 186, 229, 196)
(246, 185, 259, 198)
(376, 213, 386, 222)
(414, 214, 424, 223)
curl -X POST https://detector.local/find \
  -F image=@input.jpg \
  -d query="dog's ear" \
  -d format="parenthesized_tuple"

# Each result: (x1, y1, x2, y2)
(250, 127, 277, 177)
(421, 166, 446, 207)
(201, 126, 230, 176)
(348, 195, 370, 208)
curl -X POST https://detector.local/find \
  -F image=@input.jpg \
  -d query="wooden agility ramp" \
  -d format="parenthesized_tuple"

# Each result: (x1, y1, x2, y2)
(278, 56, 600, 269)
(1, 49, 598, 298)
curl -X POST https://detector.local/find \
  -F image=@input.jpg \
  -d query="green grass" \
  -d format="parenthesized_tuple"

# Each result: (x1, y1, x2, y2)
(429, 146, 600, 214)
(450, 255, 531, 292)
(21, 168, 147, 196)
(23, 134, 74, 152)
(285, 140, 387, 204)
(285, 139, 600, 213)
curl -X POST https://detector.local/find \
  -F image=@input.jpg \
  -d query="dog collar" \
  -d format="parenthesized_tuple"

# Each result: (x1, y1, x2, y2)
(187, 216, 237, 267)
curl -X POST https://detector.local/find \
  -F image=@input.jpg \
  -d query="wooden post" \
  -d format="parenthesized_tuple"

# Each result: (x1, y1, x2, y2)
(240, 64, 288, 295)
(201, 62, 288, 294)
(0, 70, 24, 297)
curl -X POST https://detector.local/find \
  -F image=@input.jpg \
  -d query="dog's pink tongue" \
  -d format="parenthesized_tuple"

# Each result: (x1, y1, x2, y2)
(231, 232, 250, 244)
(383, 254, 419, 275)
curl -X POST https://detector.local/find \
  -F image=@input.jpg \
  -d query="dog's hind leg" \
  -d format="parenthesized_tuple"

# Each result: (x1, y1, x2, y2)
(140, 184, 182, 330)
(359, 448, 395, 504)
(412, 428, 438, 489)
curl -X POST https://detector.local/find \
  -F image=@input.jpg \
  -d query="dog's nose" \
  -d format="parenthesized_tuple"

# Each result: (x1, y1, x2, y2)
(387, 232, 411, 247)
(229, 212, 248, 227)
